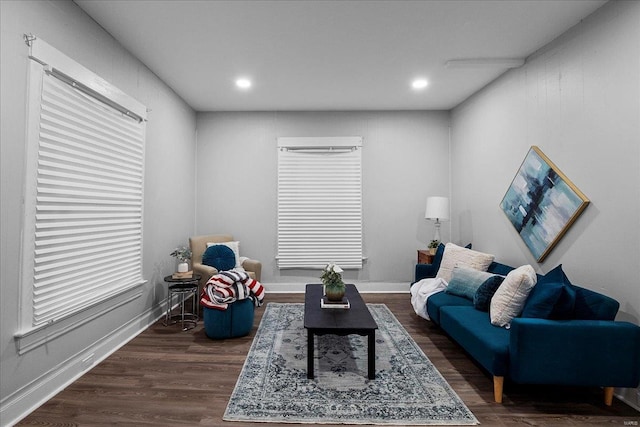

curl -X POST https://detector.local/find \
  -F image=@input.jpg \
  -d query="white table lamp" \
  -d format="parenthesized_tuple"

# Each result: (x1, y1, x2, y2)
(425, 196, 449, 243)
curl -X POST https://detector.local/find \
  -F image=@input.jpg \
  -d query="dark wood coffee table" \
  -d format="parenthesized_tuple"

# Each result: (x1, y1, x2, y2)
(304, 283, 378, 379)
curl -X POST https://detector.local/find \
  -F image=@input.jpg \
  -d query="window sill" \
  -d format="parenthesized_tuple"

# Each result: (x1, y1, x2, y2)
(14, 282, 145, 355)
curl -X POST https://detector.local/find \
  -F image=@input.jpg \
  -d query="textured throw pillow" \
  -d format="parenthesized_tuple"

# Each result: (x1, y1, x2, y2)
(521, 264, 575, 319)
(490, 265, 537, 327)
(207, 241, 241, 268)
(428, 242, 472, 271)
(473, 275, 505, 311)
(435, 243, 494, 283)
(202, 244, 236, 271)
(446, 265, 495, 300)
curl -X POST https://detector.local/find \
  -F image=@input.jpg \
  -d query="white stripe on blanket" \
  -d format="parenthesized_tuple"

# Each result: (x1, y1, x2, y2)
(410, 277, 447, 320)
(201, 269, 265, 310)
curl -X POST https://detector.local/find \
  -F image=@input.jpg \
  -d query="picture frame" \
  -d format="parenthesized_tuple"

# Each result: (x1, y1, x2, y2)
(500, 146, 589, 262)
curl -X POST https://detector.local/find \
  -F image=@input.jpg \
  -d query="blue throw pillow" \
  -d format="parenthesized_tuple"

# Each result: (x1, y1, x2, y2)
(545, 264, 576, 319)
(521, 264, 576, 319)
(551, 283, 577, 320)
(487, 261, 515, 276)
(521, 282, 563, 318)
(473, 275, 505, 311)
(572, 286, 618, 320)
(446, 265, 494, 300)
(202, 244, 236, 271)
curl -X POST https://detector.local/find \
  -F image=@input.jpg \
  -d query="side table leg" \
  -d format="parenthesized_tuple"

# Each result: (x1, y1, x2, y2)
(307, 329, 314, 379)
(180, 293, 187, 330)
(164, 291, 172, 326)
(368, 332, 376, 380)
(193, 288, 199, 320)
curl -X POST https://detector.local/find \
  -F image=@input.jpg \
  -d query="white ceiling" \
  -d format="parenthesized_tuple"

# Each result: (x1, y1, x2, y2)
(74, 0, 606, 112)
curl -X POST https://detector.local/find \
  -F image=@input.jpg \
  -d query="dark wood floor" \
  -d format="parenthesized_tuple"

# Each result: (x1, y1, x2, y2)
(19, 293, 639, 426)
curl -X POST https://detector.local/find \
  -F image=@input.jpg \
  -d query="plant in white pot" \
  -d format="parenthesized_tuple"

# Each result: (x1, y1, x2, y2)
(170, 246, 192, 273)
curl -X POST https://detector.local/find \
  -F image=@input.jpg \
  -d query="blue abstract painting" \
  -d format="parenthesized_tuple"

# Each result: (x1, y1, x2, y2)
(500, 146, 589, 262)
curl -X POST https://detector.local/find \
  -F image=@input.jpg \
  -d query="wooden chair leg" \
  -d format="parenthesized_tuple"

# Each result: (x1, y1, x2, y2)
(603, 387, 614, 406)
(493, 376, 504, 403)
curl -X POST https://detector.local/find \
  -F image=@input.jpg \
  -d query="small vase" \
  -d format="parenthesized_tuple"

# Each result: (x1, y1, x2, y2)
(325, 282, 346, 301)
(177, 261, 189, 273)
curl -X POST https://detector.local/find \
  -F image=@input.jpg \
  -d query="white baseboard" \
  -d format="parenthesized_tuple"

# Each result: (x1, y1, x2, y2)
(264, 282, 410, 293)
(616, 388, 640, 412)
(1, 305, 166, 427)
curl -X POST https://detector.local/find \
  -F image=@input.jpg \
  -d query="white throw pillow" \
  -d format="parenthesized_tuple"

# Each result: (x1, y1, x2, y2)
(207, 241, 241, 268)
(435, 243, 495, 283)
(490, 264, 537, 327)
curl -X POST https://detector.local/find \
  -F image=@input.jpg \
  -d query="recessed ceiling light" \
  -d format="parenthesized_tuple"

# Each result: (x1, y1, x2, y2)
(235, 78, 252, 89)
(411, 79, 428, 90)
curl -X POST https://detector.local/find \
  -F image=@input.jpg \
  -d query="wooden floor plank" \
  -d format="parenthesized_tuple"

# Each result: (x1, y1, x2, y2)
(18, 293, 640, 426)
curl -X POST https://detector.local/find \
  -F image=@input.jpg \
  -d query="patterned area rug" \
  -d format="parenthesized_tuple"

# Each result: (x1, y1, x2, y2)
(223, 303, 478, 425)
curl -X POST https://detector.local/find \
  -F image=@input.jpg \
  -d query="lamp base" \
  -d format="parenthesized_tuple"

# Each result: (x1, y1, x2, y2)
(433, 220, 442, 243)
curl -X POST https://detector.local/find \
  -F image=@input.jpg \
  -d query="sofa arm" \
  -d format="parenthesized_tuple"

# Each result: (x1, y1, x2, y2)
(242, 258, 262, 282)
(509, 318, 640, 387)
(415, 263, 438, 282)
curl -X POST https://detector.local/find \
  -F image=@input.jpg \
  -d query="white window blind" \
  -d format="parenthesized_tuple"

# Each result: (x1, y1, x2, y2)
(277, 137, 363, 269)
(22, 38, 147, 328)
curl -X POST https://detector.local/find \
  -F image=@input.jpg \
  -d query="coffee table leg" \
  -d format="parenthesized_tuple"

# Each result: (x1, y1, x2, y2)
(307, 329, 314, 379)
(368, 332, 375, 380)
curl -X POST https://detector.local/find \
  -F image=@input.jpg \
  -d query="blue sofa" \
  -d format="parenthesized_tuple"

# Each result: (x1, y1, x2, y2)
(413, 249, 640, 405)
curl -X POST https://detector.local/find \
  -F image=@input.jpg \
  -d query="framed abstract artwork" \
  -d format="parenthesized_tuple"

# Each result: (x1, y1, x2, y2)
(500, 146, 589, 262)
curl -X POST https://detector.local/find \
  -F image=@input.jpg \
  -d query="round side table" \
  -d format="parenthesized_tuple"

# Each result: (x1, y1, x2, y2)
(163, 274, 201, 331)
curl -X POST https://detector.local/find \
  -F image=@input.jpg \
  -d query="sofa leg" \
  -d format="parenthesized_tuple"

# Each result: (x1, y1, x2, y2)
(603, 387, 614, 406)
(493, 376, 504, 403)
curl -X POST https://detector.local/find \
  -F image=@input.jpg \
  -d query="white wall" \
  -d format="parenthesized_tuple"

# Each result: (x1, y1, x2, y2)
(451, 0, 639, 407)
(195, 111, 451, 286)
(0, 1, 196, 424)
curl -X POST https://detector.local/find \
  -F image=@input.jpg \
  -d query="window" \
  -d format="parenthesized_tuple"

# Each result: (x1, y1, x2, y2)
(277, 137, 363, 269)
(18, 38, 147, 339)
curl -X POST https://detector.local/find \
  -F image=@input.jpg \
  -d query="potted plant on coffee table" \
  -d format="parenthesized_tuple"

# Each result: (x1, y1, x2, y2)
(321, 263, 346, 301)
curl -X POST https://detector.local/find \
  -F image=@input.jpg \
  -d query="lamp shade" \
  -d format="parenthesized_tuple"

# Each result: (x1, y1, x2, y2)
(425, 196, 449, 221)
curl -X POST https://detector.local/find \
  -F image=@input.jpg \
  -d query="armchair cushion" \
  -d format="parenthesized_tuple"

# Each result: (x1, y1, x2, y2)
(202, 244, 236, 271)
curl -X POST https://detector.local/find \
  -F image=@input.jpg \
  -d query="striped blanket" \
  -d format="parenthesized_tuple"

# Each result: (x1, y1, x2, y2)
(200, 270, 265, 311)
